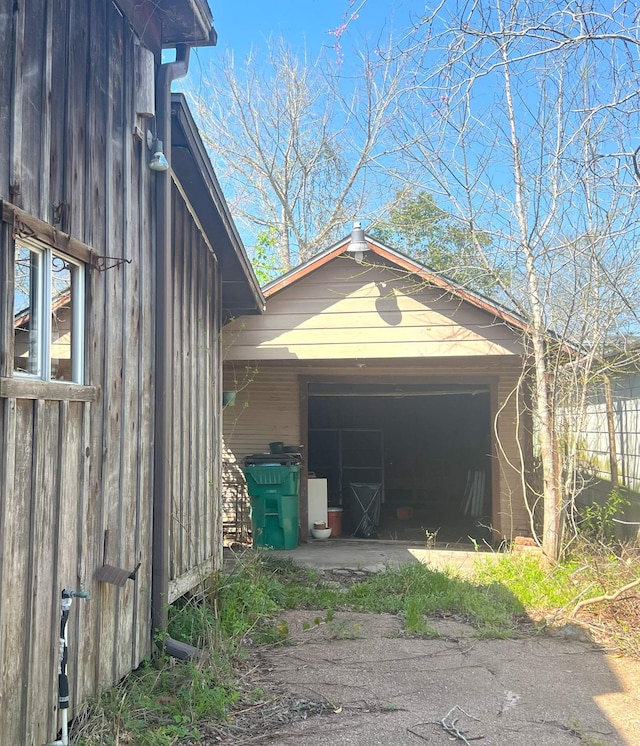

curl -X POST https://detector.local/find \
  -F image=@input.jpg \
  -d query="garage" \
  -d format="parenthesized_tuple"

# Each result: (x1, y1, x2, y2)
(307, 382, 493, 542)
(222, 229, 533, 545)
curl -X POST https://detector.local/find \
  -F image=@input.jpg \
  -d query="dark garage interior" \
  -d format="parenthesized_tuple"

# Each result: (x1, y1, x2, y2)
(307, 382, 493, 544)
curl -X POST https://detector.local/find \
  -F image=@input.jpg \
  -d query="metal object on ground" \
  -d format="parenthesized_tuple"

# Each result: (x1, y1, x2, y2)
(347, 482, 382, 538)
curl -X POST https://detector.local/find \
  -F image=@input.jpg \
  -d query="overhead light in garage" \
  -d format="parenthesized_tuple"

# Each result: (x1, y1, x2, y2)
(346, 221, 368, 262)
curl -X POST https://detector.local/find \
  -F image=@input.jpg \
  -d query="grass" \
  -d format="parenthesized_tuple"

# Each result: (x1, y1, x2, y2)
(268, 556, 526, 634)
(473, 552, 583, 610)
(74, 561, 290, 745)
(74, 544, 639, 744)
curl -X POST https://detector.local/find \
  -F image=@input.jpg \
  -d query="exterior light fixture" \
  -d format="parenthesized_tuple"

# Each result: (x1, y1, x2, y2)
(345, 221, 368, 262)
(149, 138, 169, 172)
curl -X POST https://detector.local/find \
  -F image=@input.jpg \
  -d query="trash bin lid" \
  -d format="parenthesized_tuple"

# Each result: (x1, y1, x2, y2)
(244, 453, 302, 466)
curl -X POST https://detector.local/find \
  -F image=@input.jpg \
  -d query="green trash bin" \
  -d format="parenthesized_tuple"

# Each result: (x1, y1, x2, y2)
(243, 465, 300, 550)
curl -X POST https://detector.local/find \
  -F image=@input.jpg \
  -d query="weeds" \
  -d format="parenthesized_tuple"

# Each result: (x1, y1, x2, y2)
(75, 543, 639, 744)
(474, 541, 640, 656)
(267, 558, 525, 634)
(74, 556, 297, 745)
(473, 553, 581, 610)
(578, 488, 631, 546)
(74, 656, 237, 745)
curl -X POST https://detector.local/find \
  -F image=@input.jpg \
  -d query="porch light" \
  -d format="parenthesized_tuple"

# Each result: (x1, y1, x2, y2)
(346, 221, 368, 262)
(149, 139, 169, 172)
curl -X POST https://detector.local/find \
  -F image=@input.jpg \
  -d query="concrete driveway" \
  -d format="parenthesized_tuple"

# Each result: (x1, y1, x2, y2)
(271, 537, 499, 576)
(237, 539, 640, 745)
(257, 610, 639, 745)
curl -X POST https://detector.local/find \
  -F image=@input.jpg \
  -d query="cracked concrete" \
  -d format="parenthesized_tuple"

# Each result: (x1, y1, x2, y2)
(232, 542, 640, 744)
(270, 538, 494, 576)
(254, 609, 639, 745)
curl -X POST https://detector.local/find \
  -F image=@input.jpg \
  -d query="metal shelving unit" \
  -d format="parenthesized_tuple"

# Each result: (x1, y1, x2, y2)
(308, 428, 384, 505)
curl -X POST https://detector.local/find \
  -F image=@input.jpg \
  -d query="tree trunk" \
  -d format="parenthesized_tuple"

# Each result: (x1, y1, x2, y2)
(501, 42, 561, 559)
(603, 374, 619, 487)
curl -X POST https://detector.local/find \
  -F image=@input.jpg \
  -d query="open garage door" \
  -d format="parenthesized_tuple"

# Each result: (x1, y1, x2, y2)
(307, 382, 493, 544)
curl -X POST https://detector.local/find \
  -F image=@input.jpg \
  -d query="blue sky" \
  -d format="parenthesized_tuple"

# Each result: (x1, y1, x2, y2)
(189, 0, 421, 68)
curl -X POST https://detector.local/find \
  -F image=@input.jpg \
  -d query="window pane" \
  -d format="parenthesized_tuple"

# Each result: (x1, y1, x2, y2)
(13, 245, 41, 375)
(50, 255, 74, 381)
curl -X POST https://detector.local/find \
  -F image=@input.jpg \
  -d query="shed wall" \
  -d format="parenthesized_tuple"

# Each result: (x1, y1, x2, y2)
(0, 3, 155, 743)
(168, 182, 222, 601)
(0, 5, 231, 745)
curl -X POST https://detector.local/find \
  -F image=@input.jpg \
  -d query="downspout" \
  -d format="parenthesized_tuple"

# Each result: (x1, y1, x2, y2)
(152, 44, 191, 651)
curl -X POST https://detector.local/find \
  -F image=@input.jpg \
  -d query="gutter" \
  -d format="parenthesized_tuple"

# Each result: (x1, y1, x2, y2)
(152, 44, 196, 655)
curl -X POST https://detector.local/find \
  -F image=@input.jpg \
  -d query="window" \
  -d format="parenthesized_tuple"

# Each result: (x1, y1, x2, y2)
(13, 240, 85, 383)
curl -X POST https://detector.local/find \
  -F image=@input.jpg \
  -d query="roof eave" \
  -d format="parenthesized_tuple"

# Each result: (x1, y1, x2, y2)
(170, 94, 265, 318)
(160, 0, 216, 46)
(114, 0, 217, 53)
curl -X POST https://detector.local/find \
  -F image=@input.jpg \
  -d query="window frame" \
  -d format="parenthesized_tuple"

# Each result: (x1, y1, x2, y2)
(13, 238, 86, 384)
(0, 201, 97, 402)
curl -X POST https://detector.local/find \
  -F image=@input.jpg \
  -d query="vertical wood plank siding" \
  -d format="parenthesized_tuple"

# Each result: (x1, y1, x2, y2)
(168, 183, 222, 601)
(0, 3, 155, 743)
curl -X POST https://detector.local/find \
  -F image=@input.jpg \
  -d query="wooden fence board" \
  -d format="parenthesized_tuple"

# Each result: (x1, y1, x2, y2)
(134, 146, 154, 665)
(75, 400, 93, 709)
(57, 401, 83, 716)
(116, 19, 140, 682)
(48, 0, 69, 231)
(9, 0, 25, 209)
(0, 397, 23, 743)
(64, 0, 89, 240)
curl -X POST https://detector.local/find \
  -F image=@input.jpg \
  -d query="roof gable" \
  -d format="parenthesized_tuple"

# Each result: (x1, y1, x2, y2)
(263, 233, 527, 334)
(224, 246, 526, 362)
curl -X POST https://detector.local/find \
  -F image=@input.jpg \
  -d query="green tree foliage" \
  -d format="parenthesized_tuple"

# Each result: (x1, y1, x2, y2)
(370, 191, 501, 294)
(252, 228, 283, 286)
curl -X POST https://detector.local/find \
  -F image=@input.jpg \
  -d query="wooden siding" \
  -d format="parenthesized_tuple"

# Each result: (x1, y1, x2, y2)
(223, 256, 525, 361)
(222, 361, 530, 541)
(0, 4, 155, 743)
(0, 5, 230, 746)
(168, 182, 222, 601)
